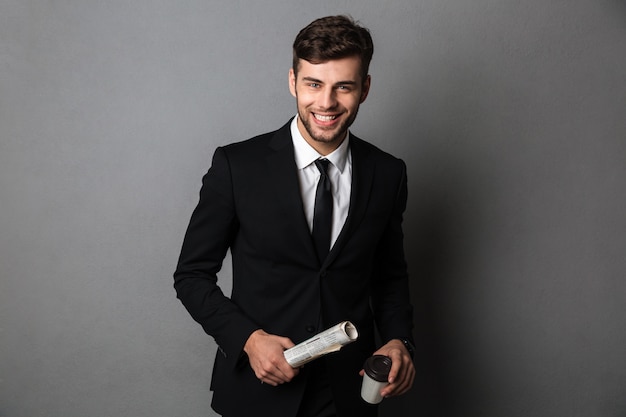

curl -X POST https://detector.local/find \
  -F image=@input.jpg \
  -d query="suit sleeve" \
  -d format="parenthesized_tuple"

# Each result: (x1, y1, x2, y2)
(371, 159, 415, 346)
(173, 147, 259, 368)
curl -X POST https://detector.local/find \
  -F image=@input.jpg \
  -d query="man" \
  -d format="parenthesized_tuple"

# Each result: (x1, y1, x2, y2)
(174, 15, 415, 417)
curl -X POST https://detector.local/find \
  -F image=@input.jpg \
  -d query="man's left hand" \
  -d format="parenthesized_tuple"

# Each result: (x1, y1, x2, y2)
(359, 339, 415, 397)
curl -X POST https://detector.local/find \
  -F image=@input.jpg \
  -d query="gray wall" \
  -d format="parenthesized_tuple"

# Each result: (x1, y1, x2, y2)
(1, 1, 624, 416)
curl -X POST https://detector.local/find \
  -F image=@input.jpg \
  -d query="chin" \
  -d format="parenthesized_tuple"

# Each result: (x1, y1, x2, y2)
(308, 120, 349, 143)
(308, 126, 345, 144)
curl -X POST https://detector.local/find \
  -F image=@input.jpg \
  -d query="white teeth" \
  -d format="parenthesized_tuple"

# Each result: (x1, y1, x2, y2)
(314, 114, 337, 122)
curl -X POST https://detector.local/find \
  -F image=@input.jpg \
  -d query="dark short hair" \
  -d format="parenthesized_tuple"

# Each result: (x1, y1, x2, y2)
(292, 15, 374, 83)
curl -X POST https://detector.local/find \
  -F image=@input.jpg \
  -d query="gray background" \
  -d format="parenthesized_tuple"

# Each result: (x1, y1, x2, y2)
(1, 1, 625, 416)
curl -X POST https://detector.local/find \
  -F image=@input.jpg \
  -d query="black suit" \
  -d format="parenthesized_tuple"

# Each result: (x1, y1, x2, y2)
(174, 119, 414, 417)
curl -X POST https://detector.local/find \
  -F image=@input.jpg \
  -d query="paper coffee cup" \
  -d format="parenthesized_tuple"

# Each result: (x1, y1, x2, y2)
(361, 355, 392, 404)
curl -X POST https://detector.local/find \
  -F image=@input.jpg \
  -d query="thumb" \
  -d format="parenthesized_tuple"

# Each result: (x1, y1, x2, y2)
(280, 336, 296, 350)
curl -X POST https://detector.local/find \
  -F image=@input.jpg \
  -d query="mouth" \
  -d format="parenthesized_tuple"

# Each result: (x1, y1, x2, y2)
(313, 113, 341, 125)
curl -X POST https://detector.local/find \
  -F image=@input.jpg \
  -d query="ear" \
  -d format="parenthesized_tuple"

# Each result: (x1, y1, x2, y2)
(359, 75, 371, 104)
(288, 68, 297, 98)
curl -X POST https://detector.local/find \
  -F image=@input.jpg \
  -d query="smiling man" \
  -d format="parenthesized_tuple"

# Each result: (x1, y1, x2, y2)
(174, 15, 415, 417)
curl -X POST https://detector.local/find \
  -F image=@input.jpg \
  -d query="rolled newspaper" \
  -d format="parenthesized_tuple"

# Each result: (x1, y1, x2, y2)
(284, 321, 359, 367)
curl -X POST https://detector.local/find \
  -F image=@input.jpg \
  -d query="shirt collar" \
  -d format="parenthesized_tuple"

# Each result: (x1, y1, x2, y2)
(290, 115, 350, 172)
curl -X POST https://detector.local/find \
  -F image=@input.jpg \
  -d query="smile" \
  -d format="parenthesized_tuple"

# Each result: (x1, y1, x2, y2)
(313, 113, 339, 122)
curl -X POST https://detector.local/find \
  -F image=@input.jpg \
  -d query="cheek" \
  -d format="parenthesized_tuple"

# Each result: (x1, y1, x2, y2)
(341, 97, 361, 111)
(295, 92, 315, 108)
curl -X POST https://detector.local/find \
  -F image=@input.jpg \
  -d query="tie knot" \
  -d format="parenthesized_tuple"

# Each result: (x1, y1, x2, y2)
(314, 158, 330, 176)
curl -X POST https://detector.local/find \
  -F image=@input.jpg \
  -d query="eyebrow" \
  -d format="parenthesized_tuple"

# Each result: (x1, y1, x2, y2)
(302, 76, 358, 86)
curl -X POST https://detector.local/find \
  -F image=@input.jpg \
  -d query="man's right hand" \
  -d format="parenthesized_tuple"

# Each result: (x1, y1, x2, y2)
(243, 329, 300, 386)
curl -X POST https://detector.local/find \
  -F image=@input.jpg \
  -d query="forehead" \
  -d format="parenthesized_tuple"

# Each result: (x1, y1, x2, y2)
(296, 56, 363, 83)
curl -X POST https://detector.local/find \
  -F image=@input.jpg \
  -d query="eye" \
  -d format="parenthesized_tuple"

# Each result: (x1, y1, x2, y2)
(308, 83, 321, 88)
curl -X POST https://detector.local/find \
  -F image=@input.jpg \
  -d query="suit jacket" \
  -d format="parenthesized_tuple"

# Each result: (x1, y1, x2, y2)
(174, 120, 414, 417)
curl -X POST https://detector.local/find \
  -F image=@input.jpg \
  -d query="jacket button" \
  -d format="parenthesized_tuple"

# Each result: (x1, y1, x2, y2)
(306, 325, 316, 333)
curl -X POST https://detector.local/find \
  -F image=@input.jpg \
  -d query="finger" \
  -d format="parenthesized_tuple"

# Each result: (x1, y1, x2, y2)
(280, 336, 296, 350)
(382, 377, 405, 397)
(270, 354, 300, 381)
(391, 369, 412, 395)
(254, 357, 287, 384)
(386, 352, 404, 384)
(383, 361, 415, 397)
(258, 368, 285, 386)
(397, 363, 414, 394)
(276, 363, 299, 382)
(382, 358, 408, 395)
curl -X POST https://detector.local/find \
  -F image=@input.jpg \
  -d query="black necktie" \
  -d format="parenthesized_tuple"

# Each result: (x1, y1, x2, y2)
(313, 159, 333, 261)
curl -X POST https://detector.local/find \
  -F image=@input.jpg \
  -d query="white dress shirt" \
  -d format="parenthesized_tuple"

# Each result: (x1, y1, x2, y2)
(290, 115, 352, 249)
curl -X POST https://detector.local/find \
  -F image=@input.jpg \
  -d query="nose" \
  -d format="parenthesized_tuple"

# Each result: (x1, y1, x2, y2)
(318, 86, 337, 110)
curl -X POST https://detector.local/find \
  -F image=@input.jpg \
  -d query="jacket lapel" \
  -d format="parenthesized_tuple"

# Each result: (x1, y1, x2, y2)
(265, 122, 319, 262)
(324, 136, 374, 267)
